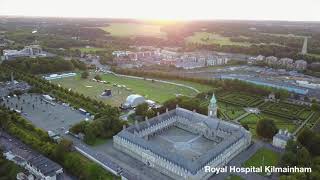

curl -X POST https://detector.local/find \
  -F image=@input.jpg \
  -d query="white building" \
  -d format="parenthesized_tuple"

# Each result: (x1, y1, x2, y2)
(272, 129, 292, 149)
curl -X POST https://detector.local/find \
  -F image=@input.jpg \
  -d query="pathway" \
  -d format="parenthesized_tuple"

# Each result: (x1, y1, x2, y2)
(293, 111, 315, 135)
(301, 37, 308, 55)
(106, 71, 200, 93)
(234, 112, 250, 123)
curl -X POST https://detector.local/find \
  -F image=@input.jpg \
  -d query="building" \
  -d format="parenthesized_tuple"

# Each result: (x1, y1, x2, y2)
(208, 93, 217, 117)
(43, 73, 77, 80)
(3, 45, 44, 60)
(122, 94, 146, 109)
(295, 60, 307, 70)
(1, 133, 63, 180)
(266, 56, 278, 65)
(272, 129, 292, 149)
(279, 58, 294, 67)
(0, 74, 31, 97)
(256, 55, 265, 61)
(114, 94, 251, 180)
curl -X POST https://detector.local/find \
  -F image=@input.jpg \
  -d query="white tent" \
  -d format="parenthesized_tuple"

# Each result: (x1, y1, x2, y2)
(123, 94, 145, 108)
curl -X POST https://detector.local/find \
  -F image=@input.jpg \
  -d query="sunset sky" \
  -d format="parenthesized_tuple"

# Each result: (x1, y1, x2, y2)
(1, 0, 320, 21)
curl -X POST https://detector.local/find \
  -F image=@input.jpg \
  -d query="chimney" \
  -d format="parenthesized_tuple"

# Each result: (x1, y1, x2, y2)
(166, 108, 169, 113)
(123, 124, 126, 130)
(135, 120, 139, 129)
(176, 104, 179, 109)
(157, 111, 160, 116)
(193, 109, 196, 113)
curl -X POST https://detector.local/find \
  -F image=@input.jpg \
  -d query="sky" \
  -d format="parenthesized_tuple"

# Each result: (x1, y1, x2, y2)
(0, 0, 320, 21)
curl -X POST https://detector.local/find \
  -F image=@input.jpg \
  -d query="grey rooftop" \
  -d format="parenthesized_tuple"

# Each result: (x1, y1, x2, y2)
(116, 107, 249, 174)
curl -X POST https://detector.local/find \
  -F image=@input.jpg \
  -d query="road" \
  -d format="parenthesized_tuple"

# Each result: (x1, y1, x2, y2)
(302, 37, 308, 55)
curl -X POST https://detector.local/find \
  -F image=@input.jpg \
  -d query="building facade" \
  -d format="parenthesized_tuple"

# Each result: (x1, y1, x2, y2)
(113, 94, 251, 180)
(272, 129, 292, 149)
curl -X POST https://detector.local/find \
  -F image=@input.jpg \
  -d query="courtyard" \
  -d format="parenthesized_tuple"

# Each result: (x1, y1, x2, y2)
(148, 126, 217, 161)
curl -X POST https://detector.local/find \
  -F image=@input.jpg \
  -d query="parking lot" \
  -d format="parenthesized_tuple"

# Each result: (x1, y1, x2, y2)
(1, 93, 87, 135)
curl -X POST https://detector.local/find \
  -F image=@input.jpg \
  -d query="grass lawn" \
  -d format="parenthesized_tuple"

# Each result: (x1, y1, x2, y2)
(52, 72, 202, 106)
(307, 53, 320, 58)
(239, 113, 297, 138)
(243, 148, 279, 175)
(185, 32, 251, 46)
(71, 47, 105, 53)
(240, 114, 261, 124)
(225, 174, 244, 180)
(218, 102, 246, 120)
(168, 79, 213, 93)
(100, 23, 166, 38)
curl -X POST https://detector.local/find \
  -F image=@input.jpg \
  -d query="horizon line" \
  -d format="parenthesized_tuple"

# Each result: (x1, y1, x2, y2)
(1, 14, 320, 24)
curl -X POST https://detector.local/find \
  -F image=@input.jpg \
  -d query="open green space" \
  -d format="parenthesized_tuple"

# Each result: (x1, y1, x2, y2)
(218, 92, 263, 107)
(260, 101, 310, 120)
(100, 23, 166, 38)
(261, 33, 305, 39)
(71, 47, 105, 53)
(185, 32, 251, 46)
(52, 72, 203, 106)
(218, 102, 247, 120)
(307, 53, 320, 58)
(243, 148, 279, 175)
(225, 174, 244, 180)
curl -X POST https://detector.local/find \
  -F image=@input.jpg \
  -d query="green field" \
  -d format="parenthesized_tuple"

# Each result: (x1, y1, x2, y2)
(225, 174, 244, 180)
(243, 148, 279, 175)
(52, 72, 207, 106)
(100, 23, 166, 38)
(185, 32, 251, 46)
(71, 47, 105, 53)
(218, 102, 247, 120)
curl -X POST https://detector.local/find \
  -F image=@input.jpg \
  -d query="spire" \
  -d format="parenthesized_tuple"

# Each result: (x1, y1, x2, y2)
(208, 92, 218, 118)
(210, 93, 217, 106)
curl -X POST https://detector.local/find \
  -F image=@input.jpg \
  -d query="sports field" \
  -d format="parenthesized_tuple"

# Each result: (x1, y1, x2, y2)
(51, 72, 208, 106)
(185, 32, 251, 46)
(100, 23, 166, 38)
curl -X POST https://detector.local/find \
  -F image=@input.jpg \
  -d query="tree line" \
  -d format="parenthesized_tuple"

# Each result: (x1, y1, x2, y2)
(2, 57, 88, 74)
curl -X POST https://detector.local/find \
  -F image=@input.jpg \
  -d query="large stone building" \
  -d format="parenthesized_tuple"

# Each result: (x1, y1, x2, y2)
(113, 94, 251, 180)
(3, 45, 44, 60)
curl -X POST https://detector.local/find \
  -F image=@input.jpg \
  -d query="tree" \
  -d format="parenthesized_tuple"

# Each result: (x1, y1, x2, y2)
(146, 109, 156, 118)
(241, 123, 249, 131)
(297, 147, 311, 166)
(94, 74, 102, 81)
(280, 151, 296, 167)
(256, 119, 278, 139)
(81, 71, 89, 79)
(135, 103, 149, 117)
(311, 103, 320, 111)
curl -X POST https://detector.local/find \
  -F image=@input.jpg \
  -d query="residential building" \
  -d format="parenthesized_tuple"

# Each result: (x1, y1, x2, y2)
(295, 60, 307, 70)
(272, 129, 292, 149)
(266, 56, 278, 65)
